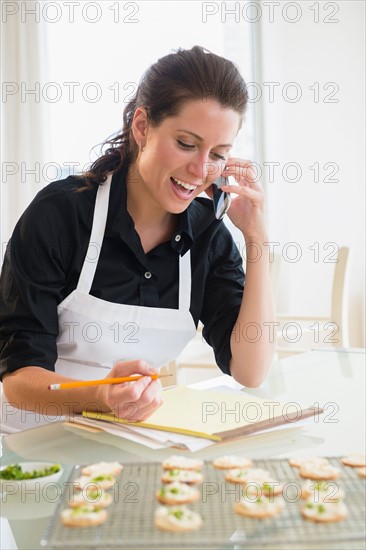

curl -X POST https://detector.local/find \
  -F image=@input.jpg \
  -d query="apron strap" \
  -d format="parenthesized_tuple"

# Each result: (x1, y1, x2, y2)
(76, 172, 192, 310)
(178, 250, 192, 311)
(76, 174, 112, 294)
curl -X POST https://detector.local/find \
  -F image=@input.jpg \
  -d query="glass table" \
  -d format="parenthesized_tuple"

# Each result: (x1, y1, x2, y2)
(1, 349, 365, 549)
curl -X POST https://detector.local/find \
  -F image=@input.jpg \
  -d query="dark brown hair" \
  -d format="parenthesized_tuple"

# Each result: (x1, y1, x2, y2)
(80, 45, 248, 188)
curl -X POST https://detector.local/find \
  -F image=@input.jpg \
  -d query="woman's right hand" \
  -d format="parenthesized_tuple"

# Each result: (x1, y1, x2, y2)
(95, 360, 163, 421)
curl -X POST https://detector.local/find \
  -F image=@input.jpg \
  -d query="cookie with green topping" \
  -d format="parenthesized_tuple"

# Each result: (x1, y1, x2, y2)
(156, 481, 199, 504)
(243, 479, 284, 497)
(299, 463, 340, 481)
(301, 479, 344, 501)
(212, 455, 253, 470)
(341, 453, 366, 468)
(162, 456, 203, 471)
(68, 488, 113, 509)
(301, 500, 348, 523)
(74, 473, 116, 490)
(161, 469, 203, 485)
(61, 506, 108, 527)
(225, 467, 270, 484)
(234, 495, 284, 518)
(154, 505, 202, 531)
(81, 461, 123, 477)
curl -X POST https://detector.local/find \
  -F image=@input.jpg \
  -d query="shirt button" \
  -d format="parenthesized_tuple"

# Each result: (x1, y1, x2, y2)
(144, 271, 152, 279)
(174, 234, 181, 242)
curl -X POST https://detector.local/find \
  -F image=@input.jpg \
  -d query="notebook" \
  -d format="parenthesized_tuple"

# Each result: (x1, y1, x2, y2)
(80, 385, 321, 442)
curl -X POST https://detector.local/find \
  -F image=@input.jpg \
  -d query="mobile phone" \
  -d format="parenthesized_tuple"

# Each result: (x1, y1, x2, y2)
(211, 175, 231, 220)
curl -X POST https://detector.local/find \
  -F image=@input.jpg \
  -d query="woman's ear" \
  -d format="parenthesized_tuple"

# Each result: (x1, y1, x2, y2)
(131, 107, 149, 149)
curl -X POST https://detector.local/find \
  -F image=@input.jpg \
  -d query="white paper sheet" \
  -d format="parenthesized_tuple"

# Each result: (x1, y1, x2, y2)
(69, 387, 311, 453)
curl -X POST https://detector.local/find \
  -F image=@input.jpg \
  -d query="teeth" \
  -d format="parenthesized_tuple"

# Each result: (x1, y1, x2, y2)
(173, 178, 196, 191)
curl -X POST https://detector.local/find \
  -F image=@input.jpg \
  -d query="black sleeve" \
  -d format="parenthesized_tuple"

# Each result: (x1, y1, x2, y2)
(200, 223, 245, 375)
(0, 186, 77, 380)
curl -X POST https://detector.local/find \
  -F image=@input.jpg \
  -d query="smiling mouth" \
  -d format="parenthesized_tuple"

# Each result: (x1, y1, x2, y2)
(170, 177, 197, 193)
(170, 177, 197, 196)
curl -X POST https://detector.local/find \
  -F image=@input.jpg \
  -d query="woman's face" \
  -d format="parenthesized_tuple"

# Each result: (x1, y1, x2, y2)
(132, 99, 241, 214)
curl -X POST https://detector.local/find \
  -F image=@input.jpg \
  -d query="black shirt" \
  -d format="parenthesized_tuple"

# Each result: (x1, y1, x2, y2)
(0, 169, 245, 379)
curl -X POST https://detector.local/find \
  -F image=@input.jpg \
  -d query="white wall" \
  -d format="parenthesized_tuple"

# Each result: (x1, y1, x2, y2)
(1, 2, 253, 249)
(258, 0, 365, 346)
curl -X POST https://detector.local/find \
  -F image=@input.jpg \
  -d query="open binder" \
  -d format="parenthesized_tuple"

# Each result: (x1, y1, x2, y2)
(79, 385, 321, 443)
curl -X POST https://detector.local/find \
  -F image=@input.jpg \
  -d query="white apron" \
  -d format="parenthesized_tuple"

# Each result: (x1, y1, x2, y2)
(1, 175, 196, 432)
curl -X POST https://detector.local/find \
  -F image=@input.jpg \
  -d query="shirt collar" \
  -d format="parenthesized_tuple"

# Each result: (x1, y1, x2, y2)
(109, 168, 220, 255)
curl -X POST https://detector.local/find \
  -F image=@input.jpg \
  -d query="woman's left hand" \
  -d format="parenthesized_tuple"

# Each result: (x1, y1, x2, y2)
(221, 158, 267, 241)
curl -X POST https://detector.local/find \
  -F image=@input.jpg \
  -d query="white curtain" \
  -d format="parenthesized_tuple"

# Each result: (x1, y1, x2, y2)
(0, 4, 50, 260)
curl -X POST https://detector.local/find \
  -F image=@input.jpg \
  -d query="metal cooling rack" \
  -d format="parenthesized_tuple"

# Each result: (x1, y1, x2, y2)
(41, 457, 366, 549)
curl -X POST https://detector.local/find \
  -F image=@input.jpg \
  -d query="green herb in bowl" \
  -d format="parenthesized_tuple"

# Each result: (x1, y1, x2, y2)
(0, 462, 64, 496)
(0, 463, 61, 480)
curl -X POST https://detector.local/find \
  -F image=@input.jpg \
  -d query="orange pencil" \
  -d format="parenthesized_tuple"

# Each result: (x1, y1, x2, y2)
(48, 373, 171, 390)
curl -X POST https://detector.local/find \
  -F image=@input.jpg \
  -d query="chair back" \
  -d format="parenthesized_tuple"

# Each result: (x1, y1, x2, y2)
(331, 247, 351, 347)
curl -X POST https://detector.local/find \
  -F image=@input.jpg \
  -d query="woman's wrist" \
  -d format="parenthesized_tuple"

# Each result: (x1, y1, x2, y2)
(243, 232, 269, 244)
(242, 232, 269, 260)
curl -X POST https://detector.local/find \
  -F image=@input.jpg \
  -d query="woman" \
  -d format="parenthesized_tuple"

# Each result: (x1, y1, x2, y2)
(0, 46, 275, 432)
